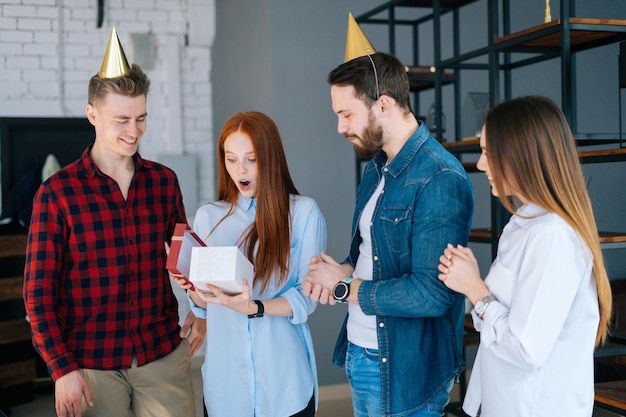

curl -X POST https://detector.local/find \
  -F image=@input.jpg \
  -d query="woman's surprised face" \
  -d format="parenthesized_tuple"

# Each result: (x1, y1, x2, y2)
(224, 131, 259, 198)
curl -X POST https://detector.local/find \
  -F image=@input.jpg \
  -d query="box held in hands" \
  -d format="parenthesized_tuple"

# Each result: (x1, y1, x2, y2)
(190, 246, 253, 295)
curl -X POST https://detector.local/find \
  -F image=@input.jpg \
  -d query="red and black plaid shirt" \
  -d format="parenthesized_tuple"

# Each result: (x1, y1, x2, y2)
(24, 145, 187, 381)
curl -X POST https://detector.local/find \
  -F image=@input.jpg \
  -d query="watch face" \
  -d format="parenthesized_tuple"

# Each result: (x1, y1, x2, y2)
(475, 301, 486, 314)
(333, 282, 348, 300)
(474, 295, 495, 318)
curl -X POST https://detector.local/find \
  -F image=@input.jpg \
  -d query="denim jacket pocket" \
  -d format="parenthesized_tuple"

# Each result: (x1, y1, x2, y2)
(379, 207, 411, 256)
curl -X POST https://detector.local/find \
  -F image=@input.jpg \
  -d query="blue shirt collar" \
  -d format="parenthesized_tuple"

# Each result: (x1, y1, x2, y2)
(237, 194, 256, 212)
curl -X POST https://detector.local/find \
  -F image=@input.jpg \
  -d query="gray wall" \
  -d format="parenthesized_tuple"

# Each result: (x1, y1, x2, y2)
(212, 0, 626, 385)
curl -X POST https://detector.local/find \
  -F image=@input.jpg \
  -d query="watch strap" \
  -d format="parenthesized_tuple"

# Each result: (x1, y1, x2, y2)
(248, 300, 265, 318)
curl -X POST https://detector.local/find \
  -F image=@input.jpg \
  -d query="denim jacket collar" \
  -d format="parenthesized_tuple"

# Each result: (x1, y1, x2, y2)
(371, 122, 429, 179)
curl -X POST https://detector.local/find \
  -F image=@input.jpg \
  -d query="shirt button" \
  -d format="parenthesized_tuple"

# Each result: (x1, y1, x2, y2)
(373, 256, 378, 261)
(381, 357, 388, 363)
(379, 322, 384, 328)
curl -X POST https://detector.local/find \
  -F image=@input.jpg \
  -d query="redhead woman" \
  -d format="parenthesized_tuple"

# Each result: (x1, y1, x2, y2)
(174, 111, 326, 417)
(438, 96, 611, 417)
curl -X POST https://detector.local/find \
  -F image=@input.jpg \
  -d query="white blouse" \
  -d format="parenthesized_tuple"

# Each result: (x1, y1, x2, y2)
(463, 203, 599, 417)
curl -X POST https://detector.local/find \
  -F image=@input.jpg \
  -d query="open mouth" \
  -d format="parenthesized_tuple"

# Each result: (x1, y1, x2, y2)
(238, 180, 252, 192)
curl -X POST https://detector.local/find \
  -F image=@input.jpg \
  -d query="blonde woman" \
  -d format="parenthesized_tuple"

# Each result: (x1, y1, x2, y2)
(438, 95, 611, 417)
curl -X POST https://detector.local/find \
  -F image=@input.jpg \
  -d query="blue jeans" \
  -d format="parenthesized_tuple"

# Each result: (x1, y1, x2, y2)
(345, 341, 453, 417)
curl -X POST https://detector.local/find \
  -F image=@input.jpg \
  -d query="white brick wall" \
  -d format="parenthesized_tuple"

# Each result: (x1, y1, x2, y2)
(0, 0, 215, 217)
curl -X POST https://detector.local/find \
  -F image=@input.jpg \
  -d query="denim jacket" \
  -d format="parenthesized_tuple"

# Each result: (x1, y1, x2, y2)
(332, 122, 474, 416)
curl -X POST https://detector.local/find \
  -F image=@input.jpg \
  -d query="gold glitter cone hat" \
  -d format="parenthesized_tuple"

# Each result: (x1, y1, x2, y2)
(98, 27, 131, 78)
(345, 12, 376, 62)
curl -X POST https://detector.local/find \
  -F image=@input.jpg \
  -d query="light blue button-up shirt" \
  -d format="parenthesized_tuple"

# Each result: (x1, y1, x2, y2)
(190, 194, 327, 417)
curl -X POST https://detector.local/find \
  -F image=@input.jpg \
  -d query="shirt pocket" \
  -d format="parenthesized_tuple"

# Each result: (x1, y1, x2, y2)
(379, 206, 411, 256)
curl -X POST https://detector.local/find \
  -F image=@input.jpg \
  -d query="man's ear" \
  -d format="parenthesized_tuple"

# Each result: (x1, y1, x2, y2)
(86, 104, 96, 125)
(378, 94, 394, 116)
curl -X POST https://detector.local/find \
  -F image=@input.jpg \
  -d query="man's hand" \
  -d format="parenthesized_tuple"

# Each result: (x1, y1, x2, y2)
(180, 311, 206, 355)
(303, 252, 353, 305)
(55, 370, 93, 417)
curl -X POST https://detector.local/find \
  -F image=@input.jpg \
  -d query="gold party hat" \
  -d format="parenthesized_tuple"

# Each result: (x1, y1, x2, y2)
(98, 27, 131, 78)
(344, 12, 376, 62)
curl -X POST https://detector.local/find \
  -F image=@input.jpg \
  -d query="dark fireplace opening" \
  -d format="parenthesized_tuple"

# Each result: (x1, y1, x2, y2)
(0, 117, 94, 233)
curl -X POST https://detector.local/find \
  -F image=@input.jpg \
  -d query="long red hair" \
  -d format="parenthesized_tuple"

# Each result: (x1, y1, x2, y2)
(215, 111, 299, 294)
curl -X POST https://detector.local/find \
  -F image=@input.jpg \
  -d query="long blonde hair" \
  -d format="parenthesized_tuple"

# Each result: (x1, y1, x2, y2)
(484, 95, 611, 346)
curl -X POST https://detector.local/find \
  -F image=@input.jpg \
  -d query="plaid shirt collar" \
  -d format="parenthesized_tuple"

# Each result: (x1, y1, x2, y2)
(79, 142, 153, 178)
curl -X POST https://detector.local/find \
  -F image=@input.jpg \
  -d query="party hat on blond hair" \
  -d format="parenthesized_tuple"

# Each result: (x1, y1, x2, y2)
(98, 27, 131, 78)
(345, 12, 376, 62)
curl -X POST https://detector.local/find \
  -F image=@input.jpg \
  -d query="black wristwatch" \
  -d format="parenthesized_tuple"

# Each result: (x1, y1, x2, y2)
(248, 300, 265, 318)
(332, 277, 354, 303)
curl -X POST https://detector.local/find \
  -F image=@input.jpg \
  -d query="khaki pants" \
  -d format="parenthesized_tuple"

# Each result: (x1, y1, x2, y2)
(81, 339, 195, 417)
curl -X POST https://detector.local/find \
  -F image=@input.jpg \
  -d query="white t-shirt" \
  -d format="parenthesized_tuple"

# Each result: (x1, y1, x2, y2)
(347, 177, 385, 349)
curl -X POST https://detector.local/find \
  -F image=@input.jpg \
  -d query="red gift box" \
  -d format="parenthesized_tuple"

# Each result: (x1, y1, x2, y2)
(166, 223, 206, 291)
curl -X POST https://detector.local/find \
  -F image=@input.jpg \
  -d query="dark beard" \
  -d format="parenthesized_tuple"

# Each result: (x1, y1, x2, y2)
(350, 111, 383, 159)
